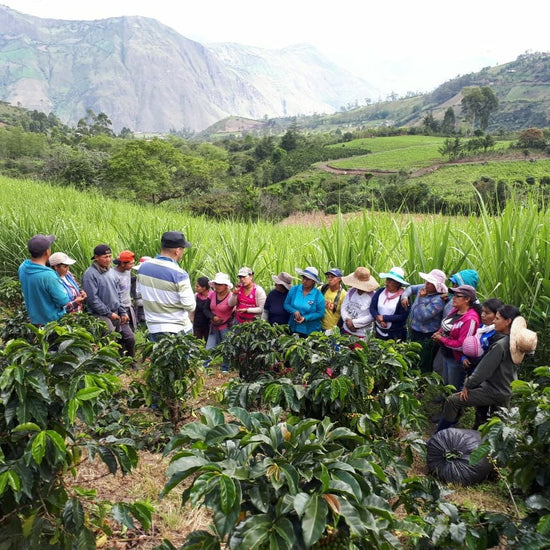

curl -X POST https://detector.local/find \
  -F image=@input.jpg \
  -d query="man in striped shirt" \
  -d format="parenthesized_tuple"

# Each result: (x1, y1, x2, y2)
(136, 231, 195, 341)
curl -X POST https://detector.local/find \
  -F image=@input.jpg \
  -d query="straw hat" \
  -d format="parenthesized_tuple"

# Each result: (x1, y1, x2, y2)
(379, 266, 409, 286)
(210, 272, 233, 289)
(295, 267, 321, 284)
(342, 267, 379, 292)
(419, 269, 447, 294)
(272, 272, 292, 290)
(510, 316, 537, 365)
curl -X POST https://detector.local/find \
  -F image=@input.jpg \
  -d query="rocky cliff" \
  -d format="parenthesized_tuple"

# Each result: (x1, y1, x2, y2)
(0, 5, 377, 132)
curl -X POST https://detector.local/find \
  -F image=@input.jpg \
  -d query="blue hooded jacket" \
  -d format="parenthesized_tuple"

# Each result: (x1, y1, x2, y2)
(18, 260, 70, 325)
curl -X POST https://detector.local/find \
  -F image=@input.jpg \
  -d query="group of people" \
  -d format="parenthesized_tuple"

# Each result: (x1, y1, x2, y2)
(18, 232, 538, 432)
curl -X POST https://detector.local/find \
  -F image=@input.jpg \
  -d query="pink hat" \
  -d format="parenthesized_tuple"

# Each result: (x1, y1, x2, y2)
(419, 269, 447, 294)
(462, 335, 483, 358)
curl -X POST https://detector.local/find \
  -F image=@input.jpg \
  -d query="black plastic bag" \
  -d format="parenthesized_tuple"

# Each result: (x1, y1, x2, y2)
(427, 428, 492, 485)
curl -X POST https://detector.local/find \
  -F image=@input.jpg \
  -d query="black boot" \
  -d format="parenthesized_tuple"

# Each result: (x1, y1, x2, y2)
(435, 418, 456, 433)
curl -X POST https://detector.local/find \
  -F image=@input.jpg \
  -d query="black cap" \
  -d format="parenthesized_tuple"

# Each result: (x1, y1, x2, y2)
(28, 234, 55, 256)
(161, 231, 191, 249)
(91, 244, 112, 259)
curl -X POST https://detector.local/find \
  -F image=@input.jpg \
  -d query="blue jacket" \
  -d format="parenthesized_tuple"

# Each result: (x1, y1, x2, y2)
(18, 260, 69, 325)
(284, 284, 325, 335)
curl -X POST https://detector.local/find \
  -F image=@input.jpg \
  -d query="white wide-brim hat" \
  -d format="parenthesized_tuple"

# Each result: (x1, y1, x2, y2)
(210, 272, 233, 289)
(419, 269, 447, 294)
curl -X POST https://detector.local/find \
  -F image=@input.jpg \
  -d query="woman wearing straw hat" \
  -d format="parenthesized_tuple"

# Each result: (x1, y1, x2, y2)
(284, 267, 325, 336)
(435, 304, 537, 433)
(340, 267, 379, 338)
(401, 268, 448, 372)
(369, 266, 410, 341)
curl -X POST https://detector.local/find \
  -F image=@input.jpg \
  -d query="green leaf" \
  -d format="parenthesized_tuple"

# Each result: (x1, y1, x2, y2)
(45, 430, 67, 457)
(76, 526, 96, 550)
(0, 470, 21, 496)
(31, 431, 47, 465)
(12, 422, 41, 433)
(200, 406, 226, 427)
(67, 398, 79, 424)
(301, 494, 328, 546)
(218, 475, 237, 514)
(112, 502, 136, 529)
(63, 497, 85, 533)
(537, 513, 550, 535)
(278, 463, 299, 494)
(75, 387, 104, 401)
(130, 502, 154, 530)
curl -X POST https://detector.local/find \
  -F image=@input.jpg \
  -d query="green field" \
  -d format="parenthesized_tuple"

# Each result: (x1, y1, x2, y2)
(325, 136, 513, 172)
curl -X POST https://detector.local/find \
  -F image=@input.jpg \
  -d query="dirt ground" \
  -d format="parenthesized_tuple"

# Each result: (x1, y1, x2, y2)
(72, 371, 234, 549)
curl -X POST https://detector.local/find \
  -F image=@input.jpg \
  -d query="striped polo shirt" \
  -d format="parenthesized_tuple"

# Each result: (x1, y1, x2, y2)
(137, 255, 195, 334)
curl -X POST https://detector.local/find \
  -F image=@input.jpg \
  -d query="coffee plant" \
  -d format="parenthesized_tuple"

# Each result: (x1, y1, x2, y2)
(0, 321, 151, 549)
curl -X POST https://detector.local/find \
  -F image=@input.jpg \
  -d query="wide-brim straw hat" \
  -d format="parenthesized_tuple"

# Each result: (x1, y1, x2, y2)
(419, 269, 447, 294)
(342, 267, 379, 292)
(510, 316, 537, 365)
(272, 272, 292, 290)
(379, 266, 409, 286)
(210, 272, 233, 289)
(295, 267, 321, 284)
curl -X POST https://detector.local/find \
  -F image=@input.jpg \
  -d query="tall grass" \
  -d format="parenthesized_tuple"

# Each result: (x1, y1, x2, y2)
(1, 176, 549, 319)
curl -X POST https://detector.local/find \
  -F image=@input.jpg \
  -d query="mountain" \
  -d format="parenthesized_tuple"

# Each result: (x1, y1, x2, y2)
(0, 5, 377, 132)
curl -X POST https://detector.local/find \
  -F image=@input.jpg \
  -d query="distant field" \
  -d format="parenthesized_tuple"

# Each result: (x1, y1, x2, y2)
(325, 135, 512, 172)
(416, 159, 550, 197)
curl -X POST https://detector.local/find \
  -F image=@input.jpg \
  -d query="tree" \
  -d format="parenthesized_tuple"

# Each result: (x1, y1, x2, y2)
(423, 112, 440, 134)
(106, 139, 228, 203)
(461, 86, 498, 131)
(438, 137, 463, 161)
(440, 107, 456, 135)
(75, 109, 115, 139)
(517, 127, 546, 149)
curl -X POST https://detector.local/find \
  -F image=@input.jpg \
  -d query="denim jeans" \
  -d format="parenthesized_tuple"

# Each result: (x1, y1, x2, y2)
(443, 354, 466, 391)
(206, 327, 229, 371)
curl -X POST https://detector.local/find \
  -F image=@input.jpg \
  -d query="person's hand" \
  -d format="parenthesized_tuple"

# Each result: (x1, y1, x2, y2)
(419, 287, 427, 297)
(326, 300, 334, 311)
(401, 297, 409, 309)
(212, 316, 222, 325)
(345, 319, 354, 330)
(459, 387, 469, 401)
(120, 314, 129, 325)
(79, 290, 87, 300)
(294, 311, 304, 323)
(462, 358, 471, 368)
(109, 312, 120, 322)
(432, 332, 442, 342)
(237, 307, 248, 313)
(376, 314, 387, 328)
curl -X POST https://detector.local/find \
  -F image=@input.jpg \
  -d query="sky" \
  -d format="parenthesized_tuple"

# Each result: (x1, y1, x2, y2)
(3, 0, 549, 97)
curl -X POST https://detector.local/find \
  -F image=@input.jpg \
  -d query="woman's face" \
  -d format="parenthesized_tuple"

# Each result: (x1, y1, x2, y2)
(494, 311, 512, 334)
(54, 264, 69, 276)
(302, 276, 315, 290)
(481, 306, 496, 325)
(214, 283, 228, 293)
(424, 282, 436, 294)
(385, 278, 401, 292)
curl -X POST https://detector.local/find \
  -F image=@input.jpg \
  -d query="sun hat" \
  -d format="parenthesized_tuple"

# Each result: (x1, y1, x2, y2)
(272, 272, 292, 290)
(91, 244, 111, 259)
(210, 272, 233, 289)
(48, 252, 76, 266)
(237, 266, 254, 277)
(462, 335, 484, 358)
(342, 267, 379, 292)
(449, 284, 477, 302)
(28, 234, 55, 256)
(295, 266, 321, 284)
(132, 256, 152, 271)
(379, 266, 409, 286)
(419, 269, 447, 294)
(510, 316, 537, 365)
(161, 231, 191, 249)
(325, 268, 343, 278)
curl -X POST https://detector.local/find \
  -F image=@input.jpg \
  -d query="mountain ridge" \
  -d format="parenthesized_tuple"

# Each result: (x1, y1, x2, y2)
(0, 5, 377, 132)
